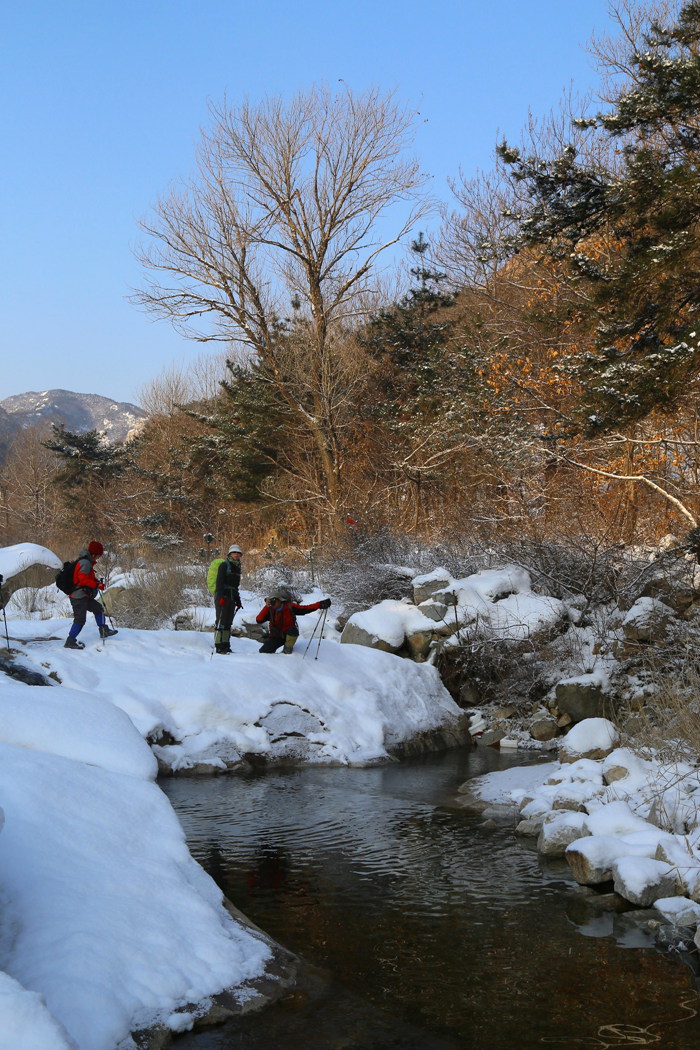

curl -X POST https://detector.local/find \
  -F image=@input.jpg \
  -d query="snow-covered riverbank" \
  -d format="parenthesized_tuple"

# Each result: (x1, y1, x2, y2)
(4, 541, 700, 1047)
(0, 544, 467, 1048)
(457, 717, 700, 936)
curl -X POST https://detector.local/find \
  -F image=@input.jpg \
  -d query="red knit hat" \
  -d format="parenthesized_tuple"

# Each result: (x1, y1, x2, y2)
(88, 541, 104, 557)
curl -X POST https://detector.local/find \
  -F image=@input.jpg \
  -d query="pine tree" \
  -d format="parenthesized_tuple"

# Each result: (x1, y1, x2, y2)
(498, 1, 700, 431)
(42, 425, 128, 537)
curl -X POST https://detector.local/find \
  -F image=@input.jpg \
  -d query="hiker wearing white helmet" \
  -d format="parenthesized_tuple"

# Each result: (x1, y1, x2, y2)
(213, 544, 243, 654)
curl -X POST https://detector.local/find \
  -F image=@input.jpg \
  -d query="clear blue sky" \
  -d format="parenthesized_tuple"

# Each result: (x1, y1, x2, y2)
(1, 0, 616, 407)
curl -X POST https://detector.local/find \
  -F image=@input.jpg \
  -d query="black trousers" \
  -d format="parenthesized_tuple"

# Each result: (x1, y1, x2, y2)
(70, 595, 103, 627)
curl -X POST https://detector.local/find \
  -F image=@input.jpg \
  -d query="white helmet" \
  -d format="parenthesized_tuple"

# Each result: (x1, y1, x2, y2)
(227, 544, 242, 555)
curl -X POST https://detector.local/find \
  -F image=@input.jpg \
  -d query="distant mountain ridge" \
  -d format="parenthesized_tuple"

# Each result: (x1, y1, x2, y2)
(0, 389, 147, 447)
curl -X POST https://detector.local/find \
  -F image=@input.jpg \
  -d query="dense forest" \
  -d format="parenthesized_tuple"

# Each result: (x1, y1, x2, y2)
(3, 0, 700, 568)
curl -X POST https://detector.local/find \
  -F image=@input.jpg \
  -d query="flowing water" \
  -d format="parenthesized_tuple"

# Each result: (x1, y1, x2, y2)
(162, 747, 700, 1050)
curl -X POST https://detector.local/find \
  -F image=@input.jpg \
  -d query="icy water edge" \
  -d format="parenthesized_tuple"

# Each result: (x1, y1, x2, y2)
(162, 747, 700, 1050)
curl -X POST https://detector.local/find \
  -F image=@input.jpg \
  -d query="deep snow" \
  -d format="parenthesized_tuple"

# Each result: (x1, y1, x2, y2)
(0, 544, 464, 1048)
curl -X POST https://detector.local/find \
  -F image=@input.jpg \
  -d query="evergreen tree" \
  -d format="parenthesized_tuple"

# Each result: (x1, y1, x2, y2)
(358, 235, 481, 527)
(498, 1, 700, 431)
(361, 233, 468, 424)
(43, 425, 128, 537)
(184, 360, 282, 504)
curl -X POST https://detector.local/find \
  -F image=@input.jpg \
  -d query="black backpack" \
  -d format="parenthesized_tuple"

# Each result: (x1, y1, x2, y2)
(55, 560, 77, 595)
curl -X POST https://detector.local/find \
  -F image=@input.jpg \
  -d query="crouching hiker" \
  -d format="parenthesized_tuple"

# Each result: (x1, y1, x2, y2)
(256, 591, 331, 654)
(64, 541, 117, 649)
(214, 544, 243, 654)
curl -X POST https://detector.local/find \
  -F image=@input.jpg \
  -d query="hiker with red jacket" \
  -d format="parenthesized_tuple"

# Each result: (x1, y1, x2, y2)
(64, 541, 117, 650)
(256, 587, 331, 654)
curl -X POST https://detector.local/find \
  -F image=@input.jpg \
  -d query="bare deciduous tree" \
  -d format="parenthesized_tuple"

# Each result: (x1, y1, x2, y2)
(134, 84, 430, 529)
(138, 352, 229, 416)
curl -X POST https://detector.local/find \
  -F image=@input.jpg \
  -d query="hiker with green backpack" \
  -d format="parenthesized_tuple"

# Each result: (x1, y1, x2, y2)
(208, 544, 243, 654)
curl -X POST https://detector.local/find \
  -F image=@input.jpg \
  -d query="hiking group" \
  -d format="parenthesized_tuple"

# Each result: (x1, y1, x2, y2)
(58, 540, 331, 655)
(208, 543, 331, 656)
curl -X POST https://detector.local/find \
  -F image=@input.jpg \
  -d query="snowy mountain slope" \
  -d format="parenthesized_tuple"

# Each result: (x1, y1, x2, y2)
(0, 389, 146, 445)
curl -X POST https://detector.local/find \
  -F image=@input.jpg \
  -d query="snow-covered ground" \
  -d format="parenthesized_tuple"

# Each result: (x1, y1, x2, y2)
(4, 542, 700, 1047)
(0, 544, 465, 1048)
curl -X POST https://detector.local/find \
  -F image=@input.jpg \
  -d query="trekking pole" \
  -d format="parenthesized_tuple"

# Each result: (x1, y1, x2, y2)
(98, 591, 111, 645)
(211, 612, 220, 660)
(303, 609, 324, 659)
(0, 576, 10, 649)
(314, 607, 328, 661)
(101, 590, 117, 629)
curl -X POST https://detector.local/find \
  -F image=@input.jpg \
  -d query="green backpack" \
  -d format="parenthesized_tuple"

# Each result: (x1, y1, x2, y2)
(206, 558, 225, 596)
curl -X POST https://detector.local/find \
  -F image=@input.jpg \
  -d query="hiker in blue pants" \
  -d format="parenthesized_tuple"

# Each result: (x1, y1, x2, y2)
(64, 541, 117, 649)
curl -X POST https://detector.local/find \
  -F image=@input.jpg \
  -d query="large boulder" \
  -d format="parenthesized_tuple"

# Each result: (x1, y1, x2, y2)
(555, 675, 615, 723)
(558, 717, 619, 763)
(340, 620, 400, 654)
(654, 896, 700, 927)
(0, 543, 62, 600)
(411, 569, 454, 606)
(621, 596, 675, 643)
(341, 600, 442, 658)
(612, 856, 678, 907)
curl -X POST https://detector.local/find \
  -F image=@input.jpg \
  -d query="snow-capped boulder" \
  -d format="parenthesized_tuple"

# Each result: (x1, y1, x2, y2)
(565, 833, 659, 885)
(340, 610, 403, 653)
(653, 838, 700, 900)
(558, 717, 619, 763)
(585, 800, 652, 838)
(555, 674, 614, 724)
(0, 542, 62, 600)
(654, 896, 700, 928)
(341, 600, 441, 658)
(612, 856, 678, 906)
(412, 568, 453, 605)
(647, 776, 700, 834)
(416, 599, 450, 622)
(621, 596, 675, 643)
(601, 748, 652, 788)
(538, 811, 588, 856)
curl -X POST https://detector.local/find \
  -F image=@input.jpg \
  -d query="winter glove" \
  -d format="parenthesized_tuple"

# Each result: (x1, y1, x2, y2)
(97, 581, 105, 591)
(319, 598, 331, 609)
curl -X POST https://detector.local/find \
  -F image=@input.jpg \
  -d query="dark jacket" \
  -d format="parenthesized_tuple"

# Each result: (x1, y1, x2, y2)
(70, 549, 100, 599)
(256, 600, 322, 639)
(215, 558, 241, 604)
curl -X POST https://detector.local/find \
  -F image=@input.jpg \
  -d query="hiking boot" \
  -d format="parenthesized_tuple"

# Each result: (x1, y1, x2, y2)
(99, 626, 118, 639)
(64, 637, 85, 650)
(215, 646, 232, 655)
(282, 645, 294, 654)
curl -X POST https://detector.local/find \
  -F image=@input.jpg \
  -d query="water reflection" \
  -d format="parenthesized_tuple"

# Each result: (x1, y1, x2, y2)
(162, 749, 700, 1050)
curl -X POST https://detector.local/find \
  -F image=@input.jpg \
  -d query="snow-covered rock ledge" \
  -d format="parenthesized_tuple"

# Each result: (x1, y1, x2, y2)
(454, 718, 700, 952)
(6, 619, 469, 775)
(0, 677, 294, 1050)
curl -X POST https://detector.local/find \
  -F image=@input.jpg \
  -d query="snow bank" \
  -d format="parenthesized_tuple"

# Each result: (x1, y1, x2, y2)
(0, 543, 61, 582)
(10, 622, 463, 772)
(464, 719, 700, 920)
(0, 686, 271, 1050)
(346, 599, 438, 649)
(0, 970, 76, 1050)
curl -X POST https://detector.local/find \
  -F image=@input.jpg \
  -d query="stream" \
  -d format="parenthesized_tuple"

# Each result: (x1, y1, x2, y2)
(162, 747, 700, 1050)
